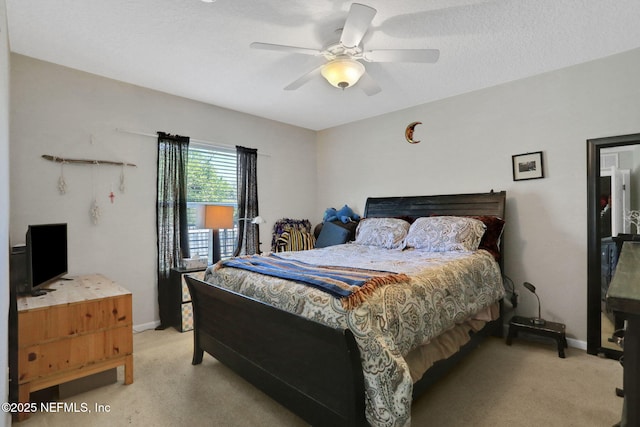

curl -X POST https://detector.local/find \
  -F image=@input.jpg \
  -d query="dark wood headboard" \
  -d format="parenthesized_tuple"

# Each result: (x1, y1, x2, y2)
(364, 190, 506, 220)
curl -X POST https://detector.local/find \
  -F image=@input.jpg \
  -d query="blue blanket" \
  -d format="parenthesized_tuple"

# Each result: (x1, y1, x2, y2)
(219, 255, 410, 309)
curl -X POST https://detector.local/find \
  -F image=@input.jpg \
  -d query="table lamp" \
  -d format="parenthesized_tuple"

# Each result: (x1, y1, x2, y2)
(205, 205, 234, 263)
(523, 281, 546, 326)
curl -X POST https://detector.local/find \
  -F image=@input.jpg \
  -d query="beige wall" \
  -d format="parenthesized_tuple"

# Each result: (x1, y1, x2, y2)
(9, 44, 640, 344)
(1, 0, 11, 422)
(9, 54, 317, 329)
(317, 48, 640, 344)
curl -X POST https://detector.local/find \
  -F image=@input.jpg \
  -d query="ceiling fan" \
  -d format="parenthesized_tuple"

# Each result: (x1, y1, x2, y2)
(250, 3, 440, 96)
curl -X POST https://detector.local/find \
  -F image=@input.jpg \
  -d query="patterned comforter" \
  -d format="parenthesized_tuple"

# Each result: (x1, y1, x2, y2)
(204, 244, 504, 427)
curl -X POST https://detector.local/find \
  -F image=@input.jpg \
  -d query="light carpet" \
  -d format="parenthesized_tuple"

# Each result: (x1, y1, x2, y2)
(18, 328, 623, 427)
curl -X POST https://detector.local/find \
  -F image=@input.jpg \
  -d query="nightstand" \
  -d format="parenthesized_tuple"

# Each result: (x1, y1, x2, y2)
(506, 315, 568, 358)
(170, 267, 207, 332)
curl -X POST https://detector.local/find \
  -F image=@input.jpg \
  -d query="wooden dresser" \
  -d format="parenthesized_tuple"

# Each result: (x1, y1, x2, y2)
(16, 274, 133, 420)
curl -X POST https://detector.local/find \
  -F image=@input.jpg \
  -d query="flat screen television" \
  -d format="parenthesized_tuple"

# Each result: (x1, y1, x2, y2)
(25, 223, 68, 296)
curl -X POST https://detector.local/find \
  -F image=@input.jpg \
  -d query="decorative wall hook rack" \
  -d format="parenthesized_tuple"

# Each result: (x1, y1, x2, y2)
(42, 154, 137, 167)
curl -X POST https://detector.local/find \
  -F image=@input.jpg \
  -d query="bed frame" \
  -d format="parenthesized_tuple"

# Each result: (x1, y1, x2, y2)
(185, 190, 506, 426)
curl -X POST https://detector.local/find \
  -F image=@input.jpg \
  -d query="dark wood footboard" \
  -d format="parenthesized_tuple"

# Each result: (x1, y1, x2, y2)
(185, 275, 367, 427)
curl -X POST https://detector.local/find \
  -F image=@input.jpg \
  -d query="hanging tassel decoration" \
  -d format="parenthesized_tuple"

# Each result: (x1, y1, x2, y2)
(90, 161, 101, 225)
(119, 164, 126, 193)
(90, 197, 101, 224)
(57, 158, 68, 194)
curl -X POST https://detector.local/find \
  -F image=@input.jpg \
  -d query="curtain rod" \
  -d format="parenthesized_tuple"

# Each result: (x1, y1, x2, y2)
(115, 128, 270, 157)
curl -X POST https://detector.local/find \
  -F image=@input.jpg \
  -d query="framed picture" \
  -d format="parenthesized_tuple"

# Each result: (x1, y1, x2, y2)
(512, 151, 544, 181)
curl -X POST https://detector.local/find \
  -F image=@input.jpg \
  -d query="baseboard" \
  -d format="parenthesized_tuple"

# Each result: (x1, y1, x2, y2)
(134, 320, 161, 333)
(566, 337, 587, 350)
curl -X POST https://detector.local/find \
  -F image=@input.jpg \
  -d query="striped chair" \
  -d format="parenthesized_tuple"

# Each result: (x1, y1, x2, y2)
(272, 218, 316, 252)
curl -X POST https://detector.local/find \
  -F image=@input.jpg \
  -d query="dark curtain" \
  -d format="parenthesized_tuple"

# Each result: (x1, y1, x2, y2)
(234, 146, 260, 256)
(156, 132, 190, 329)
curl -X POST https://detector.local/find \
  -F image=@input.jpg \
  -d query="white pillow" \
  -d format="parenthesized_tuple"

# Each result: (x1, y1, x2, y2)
(354, 218, 410, 249)
(404, 216, 486, 252)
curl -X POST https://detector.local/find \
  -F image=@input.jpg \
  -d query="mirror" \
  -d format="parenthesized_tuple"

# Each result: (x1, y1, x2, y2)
(587, 133, 640, 357)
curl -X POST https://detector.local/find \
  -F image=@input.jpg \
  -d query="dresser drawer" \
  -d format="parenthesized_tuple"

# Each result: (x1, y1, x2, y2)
(18, 325, 133, 384)
(181, 302, 194, 332)
(182, 271, 205, 302)
(18, 294, 132, 347)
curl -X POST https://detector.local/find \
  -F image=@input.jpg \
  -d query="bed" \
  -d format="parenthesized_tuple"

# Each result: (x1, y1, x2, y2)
(185, 191, 506, 427)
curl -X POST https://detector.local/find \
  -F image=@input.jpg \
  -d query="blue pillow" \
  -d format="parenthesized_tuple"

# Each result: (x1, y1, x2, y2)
(315, 221, 351, 248)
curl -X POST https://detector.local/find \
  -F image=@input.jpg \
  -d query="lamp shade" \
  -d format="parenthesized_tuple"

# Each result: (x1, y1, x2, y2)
(204, 205, 234, 230)
(321, 57, 365, 89)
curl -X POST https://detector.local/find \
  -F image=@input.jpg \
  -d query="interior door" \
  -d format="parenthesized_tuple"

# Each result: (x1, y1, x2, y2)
(610, 166, 624, 236)
(601, 166, 631, 236)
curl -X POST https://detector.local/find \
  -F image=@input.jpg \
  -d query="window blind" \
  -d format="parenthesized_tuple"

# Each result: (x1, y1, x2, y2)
(186, 143, 237, 260)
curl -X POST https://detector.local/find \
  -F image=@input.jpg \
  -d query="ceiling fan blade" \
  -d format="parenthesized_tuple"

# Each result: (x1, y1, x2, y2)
(340, 3, 377, 48)
(363, 49, 440, 63)
(284, 65, 324, 91)
(357, 72, 381, 96)
(250, 42, 323, 56)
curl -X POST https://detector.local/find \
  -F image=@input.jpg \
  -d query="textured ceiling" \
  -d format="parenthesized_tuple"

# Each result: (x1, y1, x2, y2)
(6, 0, 640, 131)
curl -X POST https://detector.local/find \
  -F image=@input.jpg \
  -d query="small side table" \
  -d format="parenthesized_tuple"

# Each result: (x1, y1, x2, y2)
(506, 315, 568, 358)
(170, 267, 207, 332)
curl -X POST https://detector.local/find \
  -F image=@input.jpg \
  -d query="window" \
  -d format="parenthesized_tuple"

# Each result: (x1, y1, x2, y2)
(186, 143, 237, 262)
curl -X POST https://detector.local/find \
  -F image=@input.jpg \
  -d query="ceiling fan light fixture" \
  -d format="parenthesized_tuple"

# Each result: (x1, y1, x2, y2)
(321, 58, 365, 90)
